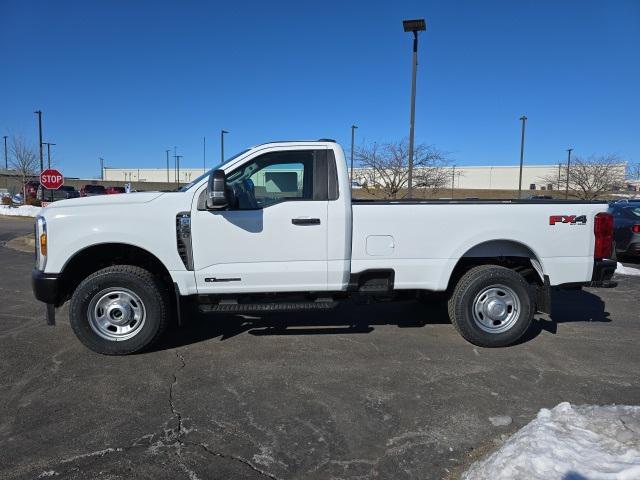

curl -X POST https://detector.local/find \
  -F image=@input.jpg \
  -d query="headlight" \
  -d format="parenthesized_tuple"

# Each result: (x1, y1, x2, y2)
(35, 216, 47, 271)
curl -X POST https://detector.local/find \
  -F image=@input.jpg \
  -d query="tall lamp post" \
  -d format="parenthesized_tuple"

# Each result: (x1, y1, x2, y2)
(350, 124, 358, 183)
(565, 148, 573, 200)
(165, 149, 171, 183)
(517, 115, 527, 198)
(43, 142, 56, 169)
(221, 129, 229, 163)
(34, 110, 44, 172)
(402, 18, 426, 199)
(3, 136, 7, 169)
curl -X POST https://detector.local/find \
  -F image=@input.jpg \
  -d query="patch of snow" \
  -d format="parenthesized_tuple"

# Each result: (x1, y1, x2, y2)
(488, 415, 513, 427)
(0, 205, 41, 217)
(463, 402, 640, 480)
(616, 263, 640, 277)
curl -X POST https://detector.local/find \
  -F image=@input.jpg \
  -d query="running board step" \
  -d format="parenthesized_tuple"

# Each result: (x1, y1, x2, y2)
(199, 301, 337, 313)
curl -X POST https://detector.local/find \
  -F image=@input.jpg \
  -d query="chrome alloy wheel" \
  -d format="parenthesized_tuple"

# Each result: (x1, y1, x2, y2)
(472, 284, 521, 334)
(87, 288, 146, 341)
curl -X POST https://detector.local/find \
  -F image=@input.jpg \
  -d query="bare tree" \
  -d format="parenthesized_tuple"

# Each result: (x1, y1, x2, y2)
(9, 136, 39, 199)
(542, 154, 627, 200)
(356, 139, 451, 199)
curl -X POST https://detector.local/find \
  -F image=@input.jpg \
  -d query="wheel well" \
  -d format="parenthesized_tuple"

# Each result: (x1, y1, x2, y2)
(58, 243, 172, 304)
(447, 240, 544, 291)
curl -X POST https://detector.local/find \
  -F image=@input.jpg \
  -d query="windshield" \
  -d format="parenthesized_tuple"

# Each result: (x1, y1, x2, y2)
(625, 207, 640, 218)
(178, 149, 250, 191)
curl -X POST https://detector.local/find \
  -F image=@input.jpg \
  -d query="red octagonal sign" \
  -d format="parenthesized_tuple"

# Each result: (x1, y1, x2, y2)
(40, 169, 64, 190)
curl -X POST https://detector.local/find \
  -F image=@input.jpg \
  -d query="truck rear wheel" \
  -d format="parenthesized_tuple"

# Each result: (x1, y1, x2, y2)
(69, 265, 170, 355)
(448, 265, 534, 347)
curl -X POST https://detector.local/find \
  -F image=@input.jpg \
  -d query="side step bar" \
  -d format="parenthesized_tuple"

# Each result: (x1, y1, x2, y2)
(199, 300, 337, 313)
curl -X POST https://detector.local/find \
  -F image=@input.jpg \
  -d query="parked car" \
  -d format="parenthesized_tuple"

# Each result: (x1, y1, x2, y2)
(38, 185, 80, 201)
(105, 186, 126, 194)
(32, 140, 617, 355)
(609, 202, 640, 258)
(80, 184, 107, 197)
(351, 180, 363, 189)
(24, 181, 41, 199)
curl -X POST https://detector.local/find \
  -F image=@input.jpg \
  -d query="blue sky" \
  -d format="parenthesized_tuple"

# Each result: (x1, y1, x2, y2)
(1, 0, 638, 178)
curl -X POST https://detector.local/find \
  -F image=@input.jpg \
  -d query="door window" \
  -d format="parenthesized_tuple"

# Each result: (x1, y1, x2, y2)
(226, 151, 315, 209)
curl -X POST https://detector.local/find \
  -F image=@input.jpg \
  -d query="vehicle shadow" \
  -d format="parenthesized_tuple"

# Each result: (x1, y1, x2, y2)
(153, 298, 450, 351)
(521, 288, 611, 342)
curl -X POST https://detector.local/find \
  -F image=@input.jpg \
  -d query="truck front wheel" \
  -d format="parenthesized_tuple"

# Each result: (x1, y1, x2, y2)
(448, 265, 534, 347)
(69, 265, 170, 355)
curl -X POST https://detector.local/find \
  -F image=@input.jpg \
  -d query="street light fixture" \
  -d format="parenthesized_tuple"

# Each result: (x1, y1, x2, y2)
(221, 129, 229, 163)
(402, 18, 426, 199)
(43, 142, 56, 169)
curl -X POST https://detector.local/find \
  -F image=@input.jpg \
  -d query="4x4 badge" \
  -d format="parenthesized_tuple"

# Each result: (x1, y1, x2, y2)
(549, 215, 587, 225)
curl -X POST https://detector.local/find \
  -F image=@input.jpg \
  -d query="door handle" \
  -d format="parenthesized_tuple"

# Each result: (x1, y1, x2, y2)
(291, 218, 321, 226)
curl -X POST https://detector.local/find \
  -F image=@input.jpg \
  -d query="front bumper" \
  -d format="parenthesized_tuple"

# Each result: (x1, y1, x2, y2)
(32, 268, 61, 305)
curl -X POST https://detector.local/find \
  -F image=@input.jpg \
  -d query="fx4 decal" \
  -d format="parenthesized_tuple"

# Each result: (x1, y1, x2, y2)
(549, 215, 587, 226)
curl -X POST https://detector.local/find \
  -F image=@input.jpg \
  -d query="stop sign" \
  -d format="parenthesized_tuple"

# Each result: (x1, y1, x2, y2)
(40, 169, 64, 190)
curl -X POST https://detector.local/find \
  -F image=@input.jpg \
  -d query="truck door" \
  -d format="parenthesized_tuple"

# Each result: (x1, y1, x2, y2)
(191, 147, 329, 293)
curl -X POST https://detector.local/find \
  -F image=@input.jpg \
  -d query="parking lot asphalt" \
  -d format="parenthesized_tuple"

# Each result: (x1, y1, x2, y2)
(0, 216, 639, 480)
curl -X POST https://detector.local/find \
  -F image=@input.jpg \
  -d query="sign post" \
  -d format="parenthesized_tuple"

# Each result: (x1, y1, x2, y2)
(39, 169, 64, 205)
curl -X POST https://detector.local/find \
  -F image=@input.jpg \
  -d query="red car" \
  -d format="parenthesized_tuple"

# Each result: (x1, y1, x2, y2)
(105, 186, 126, 194)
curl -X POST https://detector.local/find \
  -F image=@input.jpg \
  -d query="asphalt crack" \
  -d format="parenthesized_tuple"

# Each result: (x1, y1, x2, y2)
(169, 350, 187, 440)
(194, 442, 282, 480)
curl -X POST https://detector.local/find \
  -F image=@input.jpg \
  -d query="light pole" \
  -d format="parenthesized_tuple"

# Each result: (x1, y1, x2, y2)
(99, 157, 104, 180)
(451, 165, 456, 198)
(175, 154, 183, 184)
(402, 18, 426, 199)
(165, 149, 170, 183)
(517, 115, 527, 198)
(350, 124, 358, 183)
(203, 136, 206, 172)
(3, 136, 7, 169)
(565, 148, 573, 200)
(43, 142, 56, 169)
(221, 129, 228, 163)
(34, 110, 44, 172)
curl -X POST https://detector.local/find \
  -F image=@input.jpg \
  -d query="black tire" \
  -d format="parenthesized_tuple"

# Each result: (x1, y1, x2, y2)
(69, 265, 170, 355)
(448, 265, 534, 347)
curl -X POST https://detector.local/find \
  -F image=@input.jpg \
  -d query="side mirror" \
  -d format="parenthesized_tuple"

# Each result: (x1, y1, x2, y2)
(206, 169, 228, 209)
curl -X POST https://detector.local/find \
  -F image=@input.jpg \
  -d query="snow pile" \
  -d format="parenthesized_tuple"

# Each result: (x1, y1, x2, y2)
(0, 205, 41, 217)
(463, 402, 640, 480)
(616, 263, 640, 277)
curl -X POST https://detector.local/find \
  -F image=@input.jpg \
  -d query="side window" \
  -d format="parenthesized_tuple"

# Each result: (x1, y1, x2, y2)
(227, 150, 315, 209)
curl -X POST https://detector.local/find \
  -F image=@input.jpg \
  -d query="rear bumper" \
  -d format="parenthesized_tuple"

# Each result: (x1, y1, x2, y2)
(557, 259, 618, 289)
(32, 268, 61, 305)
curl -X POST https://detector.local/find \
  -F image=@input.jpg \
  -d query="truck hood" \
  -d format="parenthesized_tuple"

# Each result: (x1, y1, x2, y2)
(44, 191, 165, 210)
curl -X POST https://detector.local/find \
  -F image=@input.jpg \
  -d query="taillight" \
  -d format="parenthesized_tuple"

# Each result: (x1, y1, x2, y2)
(594, 212, 613, 260)
(633, 225, 640, 234)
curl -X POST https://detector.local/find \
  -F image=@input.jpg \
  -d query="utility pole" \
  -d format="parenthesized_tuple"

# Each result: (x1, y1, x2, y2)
(565, 148, 573, 200)
(3, 136, 7, 169)
(350, 125, 358, 183)
(43, 142, 56, 169)
(165, 149, 170, 183)
(34, 110, 44, 172)
(402, 19, 426, 199)
(221, 129, 228, 163)
(175, 155, 183, 184)
(451, 165, 456, 198)
(99, 157, 104, 180)
(517, 115, 527, 198)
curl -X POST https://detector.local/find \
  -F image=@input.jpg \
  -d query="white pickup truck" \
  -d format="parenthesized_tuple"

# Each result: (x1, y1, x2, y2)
(32, 140, 617, 354)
